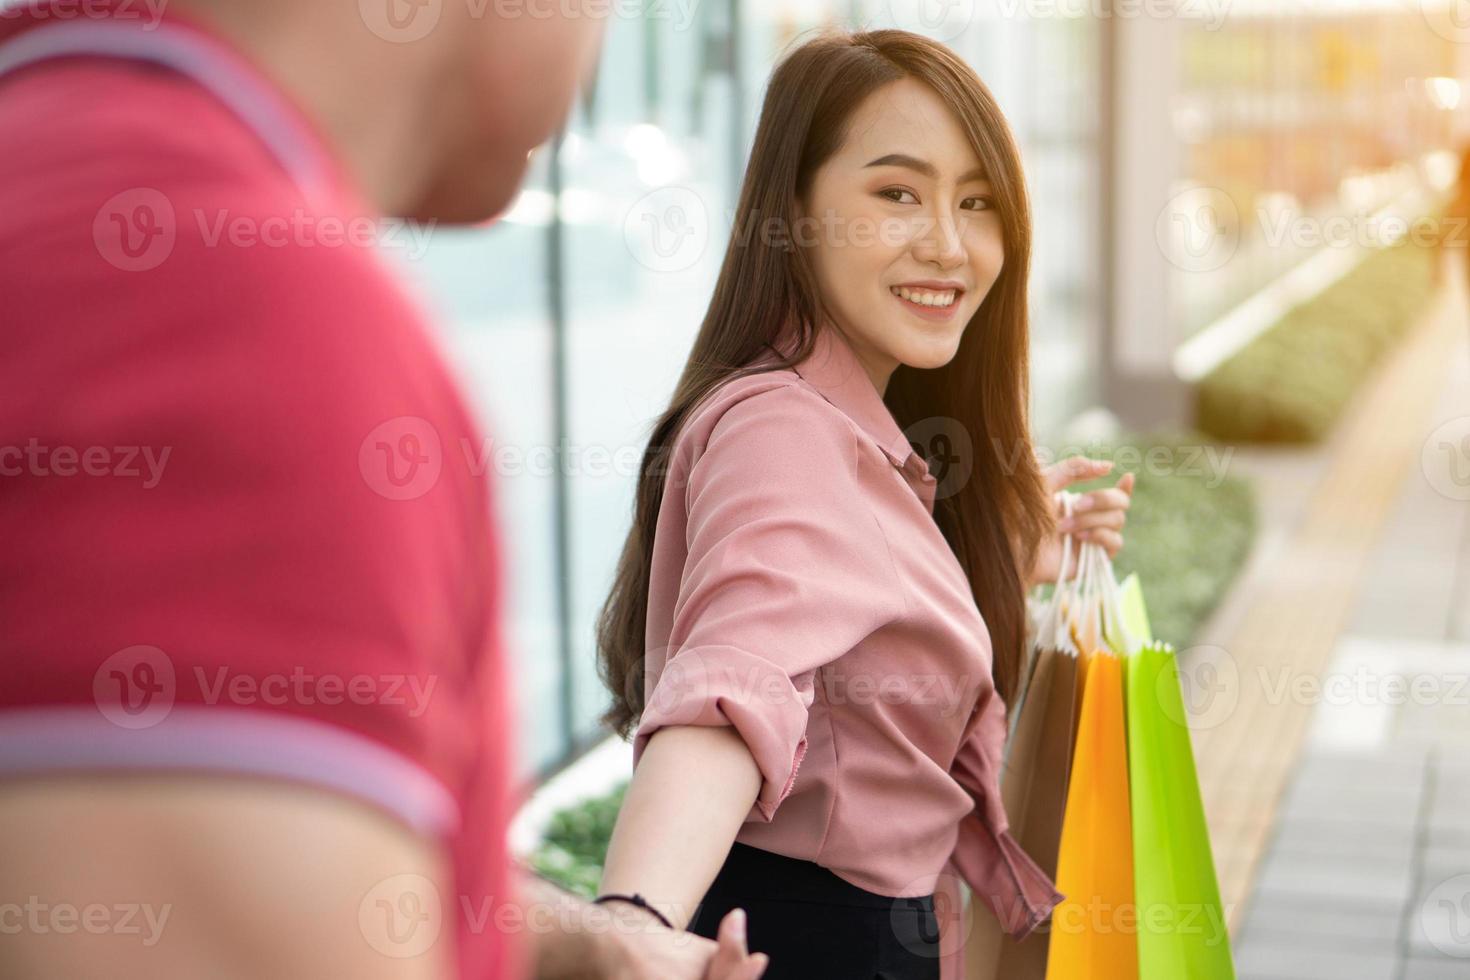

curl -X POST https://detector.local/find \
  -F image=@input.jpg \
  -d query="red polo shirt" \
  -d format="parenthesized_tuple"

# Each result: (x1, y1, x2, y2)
(0, 6, 520, 978)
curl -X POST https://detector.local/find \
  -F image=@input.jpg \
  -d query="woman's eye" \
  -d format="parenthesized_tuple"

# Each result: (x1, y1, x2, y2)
(878, 188, 919, 205)
(961, 196, 994, 212)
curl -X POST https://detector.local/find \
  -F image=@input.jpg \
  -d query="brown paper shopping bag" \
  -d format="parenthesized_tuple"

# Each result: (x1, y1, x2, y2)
(964, 644, 1081, 980)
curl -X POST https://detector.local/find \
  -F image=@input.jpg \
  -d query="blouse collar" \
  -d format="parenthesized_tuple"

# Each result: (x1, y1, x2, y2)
(765, 320, 939, 511)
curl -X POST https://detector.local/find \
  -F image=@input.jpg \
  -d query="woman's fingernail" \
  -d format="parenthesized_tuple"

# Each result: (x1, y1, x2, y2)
(733, 908, 747, 939)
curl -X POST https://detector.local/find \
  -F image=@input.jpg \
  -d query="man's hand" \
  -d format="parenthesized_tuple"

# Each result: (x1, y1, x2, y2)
(598, 906, 767, 980)
(517, 866, 766, 979)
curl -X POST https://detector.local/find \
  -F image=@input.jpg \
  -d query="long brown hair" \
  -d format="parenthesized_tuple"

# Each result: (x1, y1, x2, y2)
(596, 28, 1054, 739)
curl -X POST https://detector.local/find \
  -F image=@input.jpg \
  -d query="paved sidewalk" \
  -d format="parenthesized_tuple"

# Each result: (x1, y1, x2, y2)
(1193, 258, 1470, 980)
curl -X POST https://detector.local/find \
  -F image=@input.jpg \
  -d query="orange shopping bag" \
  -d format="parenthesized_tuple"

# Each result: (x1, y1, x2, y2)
(1045, 648, 1136, 979)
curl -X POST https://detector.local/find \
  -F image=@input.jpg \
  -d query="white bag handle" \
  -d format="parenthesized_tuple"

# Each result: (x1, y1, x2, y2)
(1038, 492, 1081, 656)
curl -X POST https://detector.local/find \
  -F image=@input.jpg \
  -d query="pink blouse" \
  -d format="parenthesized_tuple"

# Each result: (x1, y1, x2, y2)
(630, 323, 1063, 940)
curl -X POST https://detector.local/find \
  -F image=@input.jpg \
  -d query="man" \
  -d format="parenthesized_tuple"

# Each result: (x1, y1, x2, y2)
(0, 0, 764, 976)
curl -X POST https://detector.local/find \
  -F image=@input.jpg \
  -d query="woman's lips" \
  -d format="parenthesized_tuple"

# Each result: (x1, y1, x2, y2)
(890, 284, 963, 322)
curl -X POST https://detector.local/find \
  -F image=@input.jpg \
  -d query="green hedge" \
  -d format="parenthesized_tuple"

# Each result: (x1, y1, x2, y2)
(527, 782, 627, 898)
(1195, 239, 1436, 443)
(527, 433, 1258, 892)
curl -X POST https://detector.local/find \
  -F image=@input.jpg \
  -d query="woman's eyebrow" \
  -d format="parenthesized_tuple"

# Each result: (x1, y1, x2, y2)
(863, 153, 989, 184)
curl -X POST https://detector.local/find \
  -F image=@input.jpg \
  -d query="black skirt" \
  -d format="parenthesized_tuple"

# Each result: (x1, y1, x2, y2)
(688, 842, 941, 980)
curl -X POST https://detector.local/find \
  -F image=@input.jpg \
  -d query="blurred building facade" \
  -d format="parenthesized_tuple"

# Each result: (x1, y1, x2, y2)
(382, 0, 1469, 779)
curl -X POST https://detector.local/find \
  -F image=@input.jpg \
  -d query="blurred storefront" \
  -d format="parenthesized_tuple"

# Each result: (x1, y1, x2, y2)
(381, 0, 1469, 779)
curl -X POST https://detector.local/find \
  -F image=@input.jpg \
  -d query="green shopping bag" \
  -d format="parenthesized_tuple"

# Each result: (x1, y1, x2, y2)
(1125, 636, 1236, 979)
(1116, 573, 1151, 649)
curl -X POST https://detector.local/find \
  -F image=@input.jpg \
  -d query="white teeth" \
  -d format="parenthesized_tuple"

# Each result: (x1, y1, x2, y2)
(890, 286, 956, 308)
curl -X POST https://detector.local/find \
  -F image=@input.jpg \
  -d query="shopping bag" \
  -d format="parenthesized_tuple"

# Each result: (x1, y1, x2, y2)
(1126, 642, 1236, 980)
(965, 644, 1081, 979)
(1045, 650, 1136, 979)
(1116, 572, 1152, 648)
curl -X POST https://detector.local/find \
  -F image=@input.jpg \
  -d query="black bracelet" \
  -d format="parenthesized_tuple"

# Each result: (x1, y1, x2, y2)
(592, 892, 676, 930)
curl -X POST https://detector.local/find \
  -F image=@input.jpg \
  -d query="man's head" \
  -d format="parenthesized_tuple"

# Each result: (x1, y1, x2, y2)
(169, 0, 606, 222)
(416, 0, 605, 221)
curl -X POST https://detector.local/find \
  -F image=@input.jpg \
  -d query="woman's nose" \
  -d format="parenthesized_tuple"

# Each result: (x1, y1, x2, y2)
(912, 211, 966, 269)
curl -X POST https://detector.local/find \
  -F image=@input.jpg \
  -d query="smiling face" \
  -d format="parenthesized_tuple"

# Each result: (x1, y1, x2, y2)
(799, 77, 1005, 392)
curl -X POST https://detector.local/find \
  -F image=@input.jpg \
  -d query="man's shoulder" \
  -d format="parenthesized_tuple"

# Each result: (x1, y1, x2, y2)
(0, 57, 415, 327)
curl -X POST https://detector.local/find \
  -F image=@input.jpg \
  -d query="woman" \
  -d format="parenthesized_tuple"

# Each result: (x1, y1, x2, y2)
(594, 28, 1134, 980)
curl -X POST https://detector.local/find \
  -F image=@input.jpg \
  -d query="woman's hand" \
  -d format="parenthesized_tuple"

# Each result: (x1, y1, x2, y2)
(1028, 456, 1135, 587)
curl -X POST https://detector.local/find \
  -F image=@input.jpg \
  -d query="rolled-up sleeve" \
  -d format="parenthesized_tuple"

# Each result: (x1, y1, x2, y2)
(948, 687, 1064, 940)
(632, 383, 907, 823)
